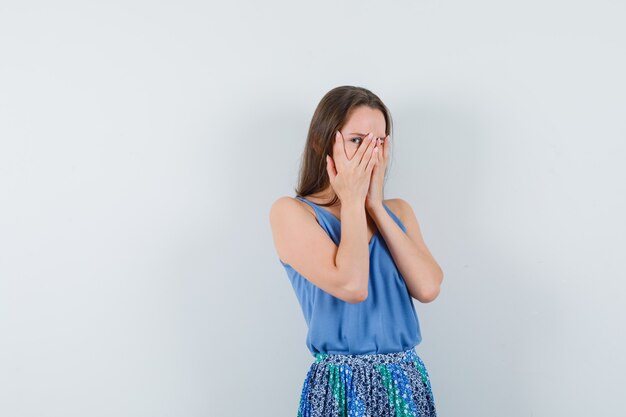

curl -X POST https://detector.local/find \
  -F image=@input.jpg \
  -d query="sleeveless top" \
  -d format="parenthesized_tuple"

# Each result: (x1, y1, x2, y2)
(279, 195, 422, 356)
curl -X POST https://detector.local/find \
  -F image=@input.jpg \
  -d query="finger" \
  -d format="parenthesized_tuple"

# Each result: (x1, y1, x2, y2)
(355, 132, 375, 164)
(365, 142, 379, 174)
(378, 140, 387, 172)
(370, 152, 379, 180)
(376, 138, 385, 162)
(358, 133, 377, 167)
(326, 154, 337, 181)
(371, 136, 381, 161)
(332, 131, 348, 166)
(384, 135, 390, 162)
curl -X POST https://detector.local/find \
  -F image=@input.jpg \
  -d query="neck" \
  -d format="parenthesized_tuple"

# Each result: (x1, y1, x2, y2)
(309, 187, 338, 205)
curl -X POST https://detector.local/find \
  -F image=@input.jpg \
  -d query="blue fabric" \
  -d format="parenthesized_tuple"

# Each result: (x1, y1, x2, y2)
(279, 196, 422, 356)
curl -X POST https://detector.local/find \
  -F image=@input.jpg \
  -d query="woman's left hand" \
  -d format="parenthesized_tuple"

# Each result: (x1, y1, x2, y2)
(365, 134, 391, 210)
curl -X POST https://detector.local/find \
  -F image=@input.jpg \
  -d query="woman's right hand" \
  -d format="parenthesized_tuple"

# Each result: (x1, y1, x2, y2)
(325, 131, 379, 205)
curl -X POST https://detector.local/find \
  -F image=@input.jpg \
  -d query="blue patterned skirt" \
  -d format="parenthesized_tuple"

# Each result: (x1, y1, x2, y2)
(297, 346, 437, 417)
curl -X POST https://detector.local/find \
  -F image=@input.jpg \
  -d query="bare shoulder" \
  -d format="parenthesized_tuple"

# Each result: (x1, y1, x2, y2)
(268, 195, 365, 303)
(269, 195, 294, 215)
(269, 195, 313, 224)
(268, 195, 317, 264)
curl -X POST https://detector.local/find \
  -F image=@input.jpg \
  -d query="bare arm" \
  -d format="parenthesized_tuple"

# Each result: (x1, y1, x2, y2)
(367, 198, 443, 303)
(270, 196, 372, 303)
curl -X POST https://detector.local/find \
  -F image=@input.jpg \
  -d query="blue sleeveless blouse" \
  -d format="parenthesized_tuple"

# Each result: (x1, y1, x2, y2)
(279, 196, 422, 356)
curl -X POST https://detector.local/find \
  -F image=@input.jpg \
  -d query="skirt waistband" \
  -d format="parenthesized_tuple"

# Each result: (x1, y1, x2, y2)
(313, 346, 419, 366)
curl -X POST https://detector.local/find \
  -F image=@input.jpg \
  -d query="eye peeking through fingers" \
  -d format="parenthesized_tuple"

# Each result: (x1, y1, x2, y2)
(350, 137, 363, 145)
(348, 135, 385, 146)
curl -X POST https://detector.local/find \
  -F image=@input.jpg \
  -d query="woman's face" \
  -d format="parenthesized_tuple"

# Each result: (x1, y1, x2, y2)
(337, 105, 387, 160)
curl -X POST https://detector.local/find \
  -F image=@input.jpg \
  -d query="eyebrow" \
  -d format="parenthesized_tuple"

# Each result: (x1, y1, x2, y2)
(348, 132, 385, 137)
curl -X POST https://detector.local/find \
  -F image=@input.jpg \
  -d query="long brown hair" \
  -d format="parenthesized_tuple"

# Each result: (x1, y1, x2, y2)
(295, 85, 394, 207)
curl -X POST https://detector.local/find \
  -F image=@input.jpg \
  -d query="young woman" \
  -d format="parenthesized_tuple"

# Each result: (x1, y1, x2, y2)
(270, 85, 442, 417)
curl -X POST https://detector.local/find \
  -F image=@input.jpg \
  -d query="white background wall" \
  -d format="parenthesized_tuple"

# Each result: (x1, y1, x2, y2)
(1, 1, 624, 416)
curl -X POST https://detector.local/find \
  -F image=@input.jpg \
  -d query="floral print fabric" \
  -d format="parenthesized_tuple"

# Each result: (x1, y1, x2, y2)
(297, 347, 437, 417)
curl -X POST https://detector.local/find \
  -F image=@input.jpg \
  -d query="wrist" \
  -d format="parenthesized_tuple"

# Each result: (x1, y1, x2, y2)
(365, 200, 385, 214)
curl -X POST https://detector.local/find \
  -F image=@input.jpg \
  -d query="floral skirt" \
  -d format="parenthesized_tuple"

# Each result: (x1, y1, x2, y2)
(297, 346, 437, 417)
